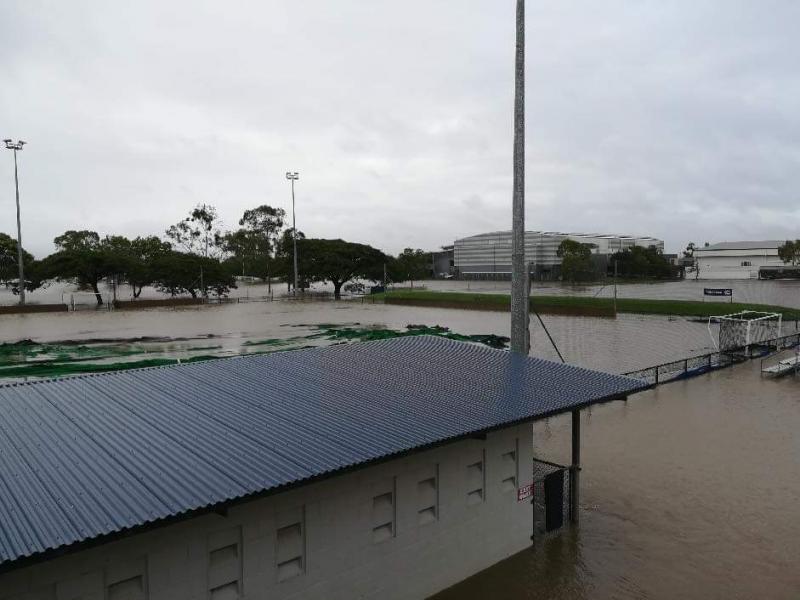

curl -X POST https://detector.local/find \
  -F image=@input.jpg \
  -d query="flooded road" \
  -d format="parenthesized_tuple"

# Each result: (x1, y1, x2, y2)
(434, 360, 800, 600)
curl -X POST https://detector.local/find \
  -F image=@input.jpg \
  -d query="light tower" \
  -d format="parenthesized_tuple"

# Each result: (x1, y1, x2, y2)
(285, 171, 300, 294)
(4, 139, 27, 306)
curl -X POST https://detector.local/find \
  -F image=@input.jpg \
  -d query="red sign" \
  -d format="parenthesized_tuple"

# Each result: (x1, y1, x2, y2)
(517, 482, 533, 502)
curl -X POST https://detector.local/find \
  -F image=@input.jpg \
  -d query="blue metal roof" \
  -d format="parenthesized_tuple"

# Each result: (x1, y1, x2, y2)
(0, 335, 648, 570)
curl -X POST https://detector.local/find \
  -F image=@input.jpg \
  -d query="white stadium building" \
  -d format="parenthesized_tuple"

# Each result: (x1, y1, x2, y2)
(453, 231, 664, 279)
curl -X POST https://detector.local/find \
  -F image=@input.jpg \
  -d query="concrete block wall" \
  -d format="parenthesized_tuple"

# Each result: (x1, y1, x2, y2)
(0, 423, 534, 600)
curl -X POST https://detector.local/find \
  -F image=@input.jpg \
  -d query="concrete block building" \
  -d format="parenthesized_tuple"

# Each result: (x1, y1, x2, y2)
(0, 336, 646, 600)
(693, 241, 787, 279)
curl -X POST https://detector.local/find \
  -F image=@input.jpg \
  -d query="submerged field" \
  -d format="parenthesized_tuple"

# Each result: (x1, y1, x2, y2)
(376, 289, 800, 320)
(0, 323, 509, 381)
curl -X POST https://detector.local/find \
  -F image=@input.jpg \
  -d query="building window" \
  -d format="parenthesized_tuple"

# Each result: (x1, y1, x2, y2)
(417, 466, 439, 525)
(741, 261, 752, 267)
(466, 451, 486, 506)
(372, 478, 396, 542)
(108, 575, 145, 600)
(276, 508, 305, 582)
(105, 559, 148, 600)
(501, 439, 520, 494)
(208, 526, 242, 598)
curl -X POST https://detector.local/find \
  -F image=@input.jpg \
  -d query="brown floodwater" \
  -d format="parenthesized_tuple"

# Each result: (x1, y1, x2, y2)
(0, 300, 726, 374)
(434, 360, 800, 600)
(1, 301, 798, 598)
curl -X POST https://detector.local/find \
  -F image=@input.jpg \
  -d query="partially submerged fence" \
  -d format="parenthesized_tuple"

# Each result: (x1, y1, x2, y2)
(624, 331, 800, 385)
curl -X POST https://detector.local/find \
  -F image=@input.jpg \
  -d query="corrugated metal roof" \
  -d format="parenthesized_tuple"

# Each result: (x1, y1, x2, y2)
(0, 336, 648, 570)
(696, 240, 783, 251)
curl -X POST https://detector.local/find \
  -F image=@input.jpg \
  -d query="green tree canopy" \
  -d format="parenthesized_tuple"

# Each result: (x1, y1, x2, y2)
(610, 245, 676, 279)
(166, 204, 223, 257)
(297, 238, 387, 299)
(38, 230, 110, 304)
(778, 240, 800, 265)
(557, 239, 596, 282)
(221, 204, 286, 280)
(390, 248, 431, 287)
(0, 232, 37, 294)
(152, 251, 236, 298)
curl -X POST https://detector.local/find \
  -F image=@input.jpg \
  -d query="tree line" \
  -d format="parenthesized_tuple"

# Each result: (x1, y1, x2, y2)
(0, 204, 434, 304)
(557, 239, 677, 282)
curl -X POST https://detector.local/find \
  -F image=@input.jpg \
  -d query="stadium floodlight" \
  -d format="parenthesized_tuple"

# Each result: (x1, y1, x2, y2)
(285, 171, 300, 294)
(3, 139, 27, 305)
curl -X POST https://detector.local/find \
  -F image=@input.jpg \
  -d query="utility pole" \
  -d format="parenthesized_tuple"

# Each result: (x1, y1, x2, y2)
(4, 139, 27, 306)
(510, 0, 529, 355)
(285, 172, 300, 295)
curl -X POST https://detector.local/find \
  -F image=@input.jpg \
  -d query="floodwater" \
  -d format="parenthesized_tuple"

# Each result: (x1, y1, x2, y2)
(0, 299, 727, 376)
(1, 299, 799, 598)
(434, 360, 800, 599)
(3, 276, 800, 308)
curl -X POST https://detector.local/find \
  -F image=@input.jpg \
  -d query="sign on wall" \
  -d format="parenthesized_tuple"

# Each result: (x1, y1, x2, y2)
(517, 482, 533, 502)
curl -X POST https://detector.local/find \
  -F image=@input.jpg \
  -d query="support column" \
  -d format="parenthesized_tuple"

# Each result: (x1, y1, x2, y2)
(570, 409, 581, 525)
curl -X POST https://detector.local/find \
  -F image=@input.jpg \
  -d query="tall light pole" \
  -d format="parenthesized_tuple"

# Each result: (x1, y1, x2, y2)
(510, 0, 529, 355)
(4, 139, 27, 306)
(285, 171, 300, 294)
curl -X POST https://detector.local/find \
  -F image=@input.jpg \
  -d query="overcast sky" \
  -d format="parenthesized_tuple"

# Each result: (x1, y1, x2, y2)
(1, 1, 799, 257)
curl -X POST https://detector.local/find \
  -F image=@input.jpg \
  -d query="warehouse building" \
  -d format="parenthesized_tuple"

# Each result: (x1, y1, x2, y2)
(693, 240, 788, 280)
(0, 336, 646, 600)
(454, 231, 664, 279)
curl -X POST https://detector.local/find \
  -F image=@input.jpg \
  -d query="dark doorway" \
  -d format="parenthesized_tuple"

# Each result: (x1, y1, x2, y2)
(544, 470, 564, 531)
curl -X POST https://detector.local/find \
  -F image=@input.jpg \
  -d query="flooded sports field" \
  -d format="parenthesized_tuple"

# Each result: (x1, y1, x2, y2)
(0, 299, 723, 381)
(1, 298, 798, 598)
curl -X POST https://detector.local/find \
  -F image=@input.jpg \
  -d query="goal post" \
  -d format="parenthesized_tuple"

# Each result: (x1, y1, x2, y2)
(709, 311, 782, 353)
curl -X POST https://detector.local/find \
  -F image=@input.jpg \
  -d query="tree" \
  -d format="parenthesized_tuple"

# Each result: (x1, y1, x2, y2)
(778, 240, 800, 266)
(0, 232, 37, 294)
(298, 238, 387, 299)
(221, 204, 286, 283)
(166, 204, 223, 257)
(38, 230, 110, 305)
(274, 228, 306, 291)
(152, 251, 236, 298)
(610, 245, 676, 280)
(557, 239, 596, 282)
(391, 248, 431, 288)
(101, 236, 173, 298)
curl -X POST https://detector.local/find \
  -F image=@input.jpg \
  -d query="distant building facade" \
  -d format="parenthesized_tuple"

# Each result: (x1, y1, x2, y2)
(453, 231, 665, 279)
(431, 244, 454, 277)
(693, 241, 787, 279)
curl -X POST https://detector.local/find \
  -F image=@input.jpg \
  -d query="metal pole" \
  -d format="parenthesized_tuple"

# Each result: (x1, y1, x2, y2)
(12, 149, 25, 306)
(510, 0, 528, 355)
(291, 177, 298, 294)
(613, 259, 618, 315)
(570, 409, 580, 524)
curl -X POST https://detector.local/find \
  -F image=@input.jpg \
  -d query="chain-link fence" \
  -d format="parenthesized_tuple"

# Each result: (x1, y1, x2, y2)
(624, 332, 800, 385)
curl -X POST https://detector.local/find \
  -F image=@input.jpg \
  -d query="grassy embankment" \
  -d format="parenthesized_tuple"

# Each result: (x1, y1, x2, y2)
(375, 289, 800, 320)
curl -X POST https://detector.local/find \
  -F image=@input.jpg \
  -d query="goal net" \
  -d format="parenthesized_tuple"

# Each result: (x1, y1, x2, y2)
(710, 311, 782, 353)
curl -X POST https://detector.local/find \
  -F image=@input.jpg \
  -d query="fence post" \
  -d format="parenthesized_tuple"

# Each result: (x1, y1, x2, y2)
(654, 366, 659, 385)
(683, 359, 688, 374)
